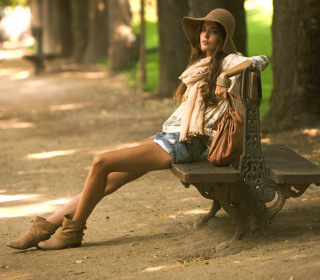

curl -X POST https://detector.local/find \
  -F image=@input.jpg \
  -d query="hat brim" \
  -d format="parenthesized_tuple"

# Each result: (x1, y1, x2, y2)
(182, 16, 237, 55)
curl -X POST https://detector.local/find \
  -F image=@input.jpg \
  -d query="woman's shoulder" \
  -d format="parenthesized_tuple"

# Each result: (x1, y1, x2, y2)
(223, 52, 246, 63)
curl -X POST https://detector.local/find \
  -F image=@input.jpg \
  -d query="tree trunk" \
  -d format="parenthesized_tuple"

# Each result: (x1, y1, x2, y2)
(108, 0, 136, 72)
(57, 0, 72, 57)
(39, 0, 60, 55)
(83, 0, 109, 63)
(70, 0, 89, 63)
(157, 0, 190, 97)
(28, 0, 72, 57)
(139, 0, 146, 85)
(28, 0, 42, 28)
(261, 0, 320, 132)
(189, 0, 247, 56)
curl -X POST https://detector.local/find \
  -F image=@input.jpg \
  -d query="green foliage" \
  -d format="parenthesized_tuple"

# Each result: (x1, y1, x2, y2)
(99, 58, 109, 67)
(141, 52, 159, 92)
(246, 2, 273, 117)
(124, 20, 159, 91)
(0, 0, 27, 7)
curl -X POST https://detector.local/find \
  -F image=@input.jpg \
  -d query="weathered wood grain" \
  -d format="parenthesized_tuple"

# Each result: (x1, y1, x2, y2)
(171, 144, 320, 185)
(262, 145, 320, 185)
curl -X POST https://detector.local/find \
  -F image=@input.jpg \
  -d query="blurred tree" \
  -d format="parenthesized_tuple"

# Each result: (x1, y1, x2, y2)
(138, 0, 146, 85)
(157, 0, 189, 97)
(69, 0, 89, 63)
(83, 0, 109, 63)
(189, 0, 247, 56)
(261, 0, 320, 132)
(108, 0, 136, 72)
(28, 0, 72, 57)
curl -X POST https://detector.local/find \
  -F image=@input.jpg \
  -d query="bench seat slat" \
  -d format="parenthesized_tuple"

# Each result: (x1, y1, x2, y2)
(171, 144, 320, 185)
(262, 145, 320, 185)
(170, 157, 240, 183)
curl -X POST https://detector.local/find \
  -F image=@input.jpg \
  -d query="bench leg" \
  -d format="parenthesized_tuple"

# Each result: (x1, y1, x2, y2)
(218, 180, 287, 241)
(194, 198, 221, 228)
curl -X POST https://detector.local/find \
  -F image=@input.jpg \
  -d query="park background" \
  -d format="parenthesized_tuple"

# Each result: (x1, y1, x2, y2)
(0, 1, 320, 280)
(1, 0, 272, 114)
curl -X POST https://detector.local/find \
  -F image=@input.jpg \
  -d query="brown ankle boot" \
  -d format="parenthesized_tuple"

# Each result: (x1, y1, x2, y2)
(38, 214, 87, 250)
(6, 216, 59, 250)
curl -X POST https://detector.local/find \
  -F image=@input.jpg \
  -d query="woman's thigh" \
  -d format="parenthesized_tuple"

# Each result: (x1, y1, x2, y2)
(94, 140, 172, 174)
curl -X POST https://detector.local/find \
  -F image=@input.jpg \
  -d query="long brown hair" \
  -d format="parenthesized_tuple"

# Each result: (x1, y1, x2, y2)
(174, 22, 227, 107)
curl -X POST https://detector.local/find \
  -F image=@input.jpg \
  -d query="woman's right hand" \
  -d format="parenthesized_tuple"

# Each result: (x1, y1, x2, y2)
(215, 85, 228, 100)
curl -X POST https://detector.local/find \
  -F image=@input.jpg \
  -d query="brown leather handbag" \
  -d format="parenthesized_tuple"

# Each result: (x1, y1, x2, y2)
(208, 92, 244, 166)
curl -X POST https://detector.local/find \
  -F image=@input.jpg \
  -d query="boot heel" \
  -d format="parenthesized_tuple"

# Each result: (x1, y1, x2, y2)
(72, 242, 82, 247)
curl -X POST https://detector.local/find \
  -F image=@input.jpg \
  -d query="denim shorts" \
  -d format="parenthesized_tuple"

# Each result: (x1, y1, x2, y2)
(151, 132, 208, 165)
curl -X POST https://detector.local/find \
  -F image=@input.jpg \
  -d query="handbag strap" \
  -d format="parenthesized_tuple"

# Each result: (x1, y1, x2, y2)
(226, 92, 244, 113)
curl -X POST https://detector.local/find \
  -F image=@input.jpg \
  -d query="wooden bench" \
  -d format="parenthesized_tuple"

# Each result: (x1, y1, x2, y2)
(171, 65, 320, 244)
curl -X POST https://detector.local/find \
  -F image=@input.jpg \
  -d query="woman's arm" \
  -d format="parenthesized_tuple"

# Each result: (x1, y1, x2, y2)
(219, 60, 255, 79)
(215, 60, 255, 100)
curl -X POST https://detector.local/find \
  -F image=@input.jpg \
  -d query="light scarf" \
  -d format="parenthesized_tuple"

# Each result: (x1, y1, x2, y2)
(179, 56, 212, 143)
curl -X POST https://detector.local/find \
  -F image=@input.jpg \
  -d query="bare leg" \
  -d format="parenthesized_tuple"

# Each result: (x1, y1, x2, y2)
(47, 171, 146, 226)
(47, 139, 171, 225)
(73, 141, 171, 221)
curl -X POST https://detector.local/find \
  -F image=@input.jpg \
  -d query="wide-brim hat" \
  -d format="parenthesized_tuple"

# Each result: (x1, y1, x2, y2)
(182, 8, 237, 55)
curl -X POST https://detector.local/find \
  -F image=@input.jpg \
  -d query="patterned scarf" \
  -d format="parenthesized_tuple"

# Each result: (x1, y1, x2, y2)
(179, 56, 212, 143)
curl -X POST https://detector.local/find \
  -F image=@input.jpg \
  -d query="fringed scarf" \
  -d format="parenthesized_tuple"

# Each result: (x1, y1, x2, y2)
(179, 56, 212, 143)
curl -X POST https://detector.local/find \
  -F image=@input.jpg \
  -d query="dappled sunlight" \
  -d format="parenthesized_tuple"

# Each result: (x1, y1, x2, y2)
(0, 197, 71, 218)
(117, 24, 135, 42)
(10, 70, 32, 80)
(0, 194, 41, 203)
(303, 128, 320, 137)
(179, 197, 198, 202)
(14, 167, 72, 175)
(245, 0, 273, 24)
(167, 215, 182, 219)
(142, 265, 172, 272)
(181, 208, 209, 215)
(0, 118, 35, 129)
(0, 49, 29, 60)
(26, 80, 47, 87)
(26, 149, 79, 160)
(261, 137, 271, 144)
(58, 72, 108, 79)
(49, 102, 94, 112)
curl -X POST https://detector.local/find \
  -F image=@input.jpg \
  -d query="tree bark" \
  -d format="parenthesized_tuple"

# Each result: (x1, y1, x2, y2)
(28, 0, 72, 57)
(70, 0, 89, 63)
(108, 0, 136, 72)
(157, 0, 190, 97)
(83, 0, 109, 63)
(139, 0, 146, 85)
(28, 0, 42, 28)
(57, 0, 72, 57)
(189, 0, 247, 56)
(261, 0, 320, 132)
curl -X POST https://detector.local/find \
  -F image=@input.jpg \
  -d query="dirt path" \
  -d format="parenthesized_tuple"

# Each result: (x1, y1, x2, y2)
(1, 59, 320, 280)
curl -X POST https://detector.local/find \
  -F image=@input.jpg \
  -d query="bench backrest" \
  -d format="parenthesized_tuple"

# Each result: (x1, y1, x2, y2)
(239, 65, 267, 187)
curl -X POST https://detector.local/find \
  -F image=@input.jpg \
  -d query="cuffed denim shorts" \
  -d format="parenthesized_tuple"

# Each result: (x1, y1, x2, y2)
(151, 132, 208, 165)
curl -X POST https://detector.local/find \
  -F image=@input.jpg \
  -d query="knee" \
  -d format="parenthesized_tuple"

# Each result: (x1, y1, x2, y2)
(92, 155, 108, 173)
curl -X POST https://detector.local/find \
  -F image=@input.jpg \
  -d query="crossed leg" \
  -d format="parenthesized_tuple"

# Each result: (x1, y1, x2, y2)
(47, 139, 171, 226)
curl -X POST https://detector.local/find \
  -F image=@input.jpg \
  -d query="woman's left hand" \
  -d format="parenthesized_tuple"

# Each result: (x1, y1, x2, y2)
(215, 85, 228, 100)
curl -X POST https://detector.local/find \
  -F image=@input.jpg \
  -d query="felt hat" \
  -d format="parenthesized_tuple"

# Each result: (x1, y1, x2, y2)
(182, 8, 237, 55)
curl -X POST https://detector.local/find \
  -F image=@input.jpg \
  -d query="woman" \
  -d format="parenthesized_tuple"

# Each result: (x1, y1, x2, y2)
(7, 8, 268, 250)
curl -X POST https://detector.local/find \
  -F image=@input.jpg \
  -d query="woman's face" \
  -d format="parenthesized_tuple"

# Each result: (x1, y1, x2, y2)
(200, 21, 220, 57)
